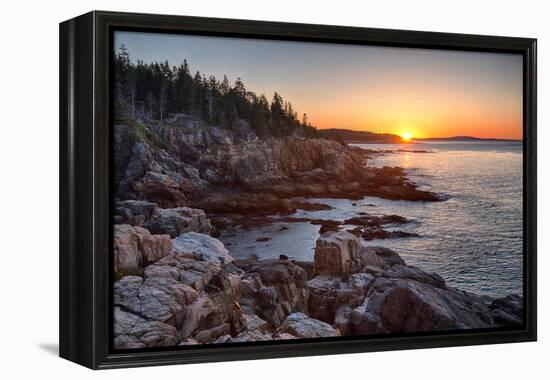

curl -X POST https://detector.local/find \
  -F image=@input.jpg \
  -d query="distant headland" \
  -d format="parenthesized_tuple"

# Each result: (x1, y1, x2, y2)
(318, 128, 403, 143)
(414, 136, 522, 142)
(319, 129, 522, 144)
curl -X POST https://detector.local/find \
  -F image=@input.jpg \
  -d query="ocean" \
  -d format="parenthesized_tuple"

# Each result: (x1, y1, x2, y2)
(219, 140, 523, 298)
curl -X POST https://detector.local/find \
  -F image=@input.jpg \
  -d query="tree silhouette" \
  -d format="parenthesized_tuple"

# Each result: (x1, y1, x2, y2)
(113, 45, 318, 138)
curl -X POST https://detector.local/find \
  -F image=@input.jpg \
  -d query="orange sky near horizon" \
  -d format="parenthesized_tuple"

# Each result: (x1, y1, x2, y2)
(275, 50, 524, 140)
(307, 84, 523, 139)
(117, 32, 524, 140)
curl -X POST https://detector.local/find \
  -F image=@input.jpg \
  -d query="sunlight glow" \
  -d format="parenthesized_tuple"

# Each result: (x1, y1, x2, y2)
(401, 132, 412, 142)
(115, 32, 524, 140)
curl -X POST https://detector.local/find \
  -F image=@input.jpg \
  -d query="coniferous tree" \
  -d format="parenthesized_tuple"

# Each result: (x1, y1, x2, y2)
(113, 46, 318, 138)
(270, 92, 285, 136)
(207, 75, 219, 123)
(220, 75, 230, 96)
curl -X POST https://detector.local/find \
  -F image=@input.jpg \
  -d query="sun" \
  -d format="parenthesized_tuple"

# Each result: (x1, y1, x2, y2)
(401, 132, 412, 142)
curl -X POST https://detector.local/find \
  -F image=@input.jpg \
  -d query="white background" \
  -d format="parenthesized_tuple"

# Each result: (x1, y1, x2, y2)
(0, 0, 547, 378)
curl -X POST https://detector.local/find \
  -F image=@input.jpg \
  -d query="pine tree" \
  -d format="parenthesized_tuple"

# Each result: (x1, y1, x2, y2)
(113, 50, 318, 138)
(207, 75, 219, 123)
(233, 78, 246, 98)
(220, 75, 230, 95)
(191, 71, 203, 117)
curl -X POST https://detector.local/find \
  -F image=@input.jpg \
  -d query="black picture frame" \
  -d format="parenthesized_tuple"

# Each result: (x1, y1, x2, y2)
(59, 10, 537, 369)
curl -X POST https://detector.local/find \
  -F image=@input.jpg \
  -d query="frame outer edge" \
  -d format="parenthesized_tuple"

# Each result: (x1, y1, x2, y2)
(59, 11, 97, 369)
(527, 39, 537, 340)
(58, 10, 538, 369)
(59, 16, 72, 363)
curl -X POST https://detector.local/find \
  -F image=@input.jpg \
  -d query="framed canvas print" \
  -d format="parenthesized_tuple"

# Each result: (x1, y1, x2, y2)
(59, 11, 537, 369)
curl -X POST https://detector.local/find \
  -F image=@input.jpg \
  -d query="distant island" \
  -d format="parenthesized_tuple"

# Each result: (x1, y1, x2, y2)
(414, 136, 522, 142)
(318, 128, 403, 143)
(318, 130, 522, 144)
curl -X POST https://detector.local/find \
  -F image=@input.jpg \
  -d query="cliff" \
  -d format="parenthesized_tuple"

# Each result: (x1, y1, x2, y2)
(114, 115, 441, 215)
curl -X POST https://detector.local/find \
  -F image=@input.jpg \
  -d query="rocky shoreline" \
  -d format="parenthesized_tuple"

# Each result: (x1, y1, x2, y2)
(114, 115, 442, 225)
(114, 225, 522, 349)
(113, 115, 522, 349)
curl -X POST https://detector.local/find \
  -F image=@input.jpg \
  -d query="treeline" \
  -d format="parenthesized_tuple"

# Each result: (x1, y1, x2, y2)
(114, 45, 317, 138)
(318, 129, 403, 143)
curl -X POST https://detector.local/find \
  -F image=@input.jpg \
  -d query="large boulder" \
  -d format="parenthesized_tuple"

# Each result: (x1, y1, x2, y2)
(277, 312, 341, 338)
(144, 253, 222, 291)
(178, 295, 228, 342)
(114, 225, 143, 273)
(113, 224, 171, 274)
(171, 232, 233, 264)
(138, 229, 173, 264)
(314, 231, 362, 278)
(490, 294, 523, 327)
(350, 277, 494, 335)
(237, 258, 309, 326)
(114, 275, 199, 329)
(144, 207, 212, 238)
(383, 265, 447, 289)
(306, 273, 374, 324)
(113, 307, 179, 349)
(306, 276, 341, 323)
(137, 255, 243, 342)
(358, 246, 406, 269)
(140, 232, 243, 343)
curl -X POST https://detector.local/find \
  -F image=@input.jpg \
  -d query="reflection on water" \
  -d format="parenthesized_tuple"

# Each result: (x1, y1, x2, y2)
(220, 141, 523, 298)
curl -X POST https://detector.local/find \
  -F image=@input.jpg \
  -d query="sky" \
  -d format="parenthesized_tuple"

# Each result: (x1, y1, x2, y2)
(115, 31, 523, 140)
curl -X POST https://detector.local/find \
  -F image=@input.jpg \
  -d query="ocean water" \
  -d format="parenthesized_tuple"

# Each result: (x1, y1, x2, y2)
(219, 140, 523, 298)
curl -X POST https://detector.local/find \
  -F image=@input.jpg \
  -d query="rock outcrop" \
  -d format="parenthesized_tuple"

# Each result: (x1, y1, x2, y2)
(113, 227, 522, 349)
(114, 117, 442, 222)
(287, 233, 521, 338)
(277, 312, 341, 338)
(114, 306, 180, 349)
(237, 258, 309, 326)
(306, 273, 374, 324)
(314, 231, 362, 278)
(114, 200, 157, 226)
(143, 207, 212, 238)
(171, 232, 234, 264)
(115, 201, 214, 239)
(489, 294, 524, 326)
(133, 171, 189, 208)
(359, 246, 406, 269)
(349, 277, 490, 335)
(113, 224, 171, 275)
(114, 275, 199, 330)
(114, 233, 244, 348)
